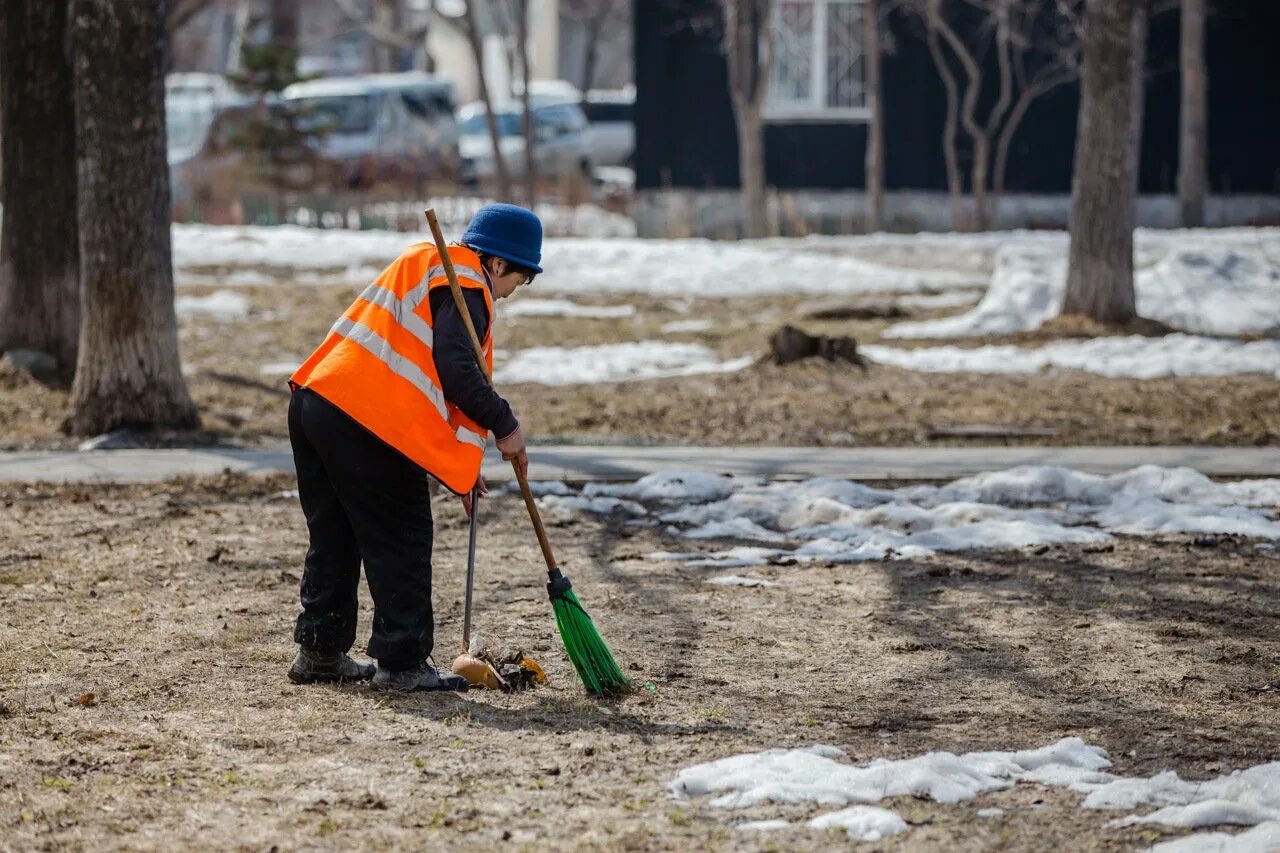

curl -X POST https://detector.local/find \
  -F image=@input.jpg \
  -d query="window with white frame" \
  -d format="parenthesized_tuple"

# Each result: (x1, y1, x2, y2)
(767, 0, 867, 120)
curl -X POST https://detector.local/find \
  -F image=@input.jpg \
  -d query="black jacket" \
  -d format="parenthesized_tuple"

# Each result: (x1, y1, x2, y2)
(428, 286, 519, 441)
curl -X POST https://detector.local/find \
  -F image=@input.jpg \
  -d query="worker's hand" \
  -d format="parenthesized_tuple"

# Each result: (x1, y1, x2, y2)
(460, 476, 487, 518)
(496, 428, 528, 481)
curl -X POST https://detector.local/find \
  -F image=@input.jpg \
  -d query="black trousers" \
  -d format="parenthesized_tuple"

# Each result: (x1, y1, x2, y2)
(289, 387, 434, 669)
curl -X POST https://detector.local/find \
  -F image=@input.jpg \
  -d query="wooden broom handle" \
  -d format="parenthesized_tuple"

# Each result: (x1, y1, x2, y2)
(424, 208, 559, 572)
(426, 209, 490, 381)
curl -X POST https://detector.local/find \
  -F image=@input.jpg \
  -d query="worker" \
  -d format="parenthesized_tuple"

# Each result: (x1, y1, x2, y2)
(284, 204, 540, 692)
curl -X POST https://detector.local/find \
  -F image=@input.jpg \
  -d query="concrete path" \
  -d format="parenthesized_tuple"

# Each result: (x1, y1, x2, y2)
(1, 445, 1278, 485)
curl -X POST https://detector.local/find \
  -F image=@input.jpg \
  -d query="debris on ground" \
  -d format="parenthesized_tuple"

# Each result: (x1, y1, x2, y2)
(768, 325, 868, 369)
(467, 634, 547, 692)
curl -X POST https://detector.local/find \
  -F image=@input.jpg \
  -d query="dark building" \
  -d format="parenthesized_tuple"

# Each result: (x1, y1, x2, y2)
(633, 0, 1280, 234)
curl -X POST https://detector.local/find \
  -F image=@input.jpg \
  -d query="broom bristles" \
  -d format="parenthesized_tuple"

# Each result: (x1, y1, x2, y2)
(549, 583, 629, 696)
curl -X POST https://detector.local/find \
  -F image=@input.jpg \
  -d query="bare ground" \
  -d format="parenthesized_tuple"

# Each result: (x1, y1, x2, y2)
(2, 474, 1278, 851)
(2, 283, 1278, 450)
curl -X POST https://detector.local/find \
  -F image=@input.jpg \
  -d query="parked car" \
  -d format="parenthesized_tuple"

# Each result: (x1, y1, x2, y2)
(457, 100, 593, 183)
(582, 88, 634, 167)
(282, 72, 461, 188)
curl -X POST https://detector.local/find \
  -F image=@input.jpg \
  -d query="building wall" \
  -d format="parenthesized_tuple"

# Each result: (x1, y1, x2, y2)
(634, 0, 1280, 195)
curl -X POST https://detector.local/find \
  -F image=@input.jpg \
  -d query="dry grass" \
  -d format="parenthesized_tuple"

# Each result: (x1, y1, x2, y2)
(1, 474, 1278, 850)
(1, 284, 1277, 451)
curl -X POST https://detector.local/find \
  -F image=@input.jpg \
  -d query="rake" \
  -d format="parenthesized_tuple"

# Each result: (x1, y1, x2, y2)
(425, 210, 630, 696)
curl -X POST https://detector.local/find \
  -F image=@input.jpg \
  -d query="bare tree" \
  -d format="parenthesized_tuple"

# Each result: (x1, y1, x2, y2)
(1178, 0, 1207, 226)
(516, 0, 538, 208)
(721, 0, 773, 238)
(1128, 0, 1152, 201)
(560, 0, 621, 94)
(67, 0, 198, 434)
(990, 2, 1083, 201)
(864, 0, 886, 232)
(1062, 0, 1137, 324)
(923, 10, 965, 228)
(911, 0, 1082, 231)
(334, 0, 434, 71)
(461, 0, 514, 199)
(0, 0, 80, 378)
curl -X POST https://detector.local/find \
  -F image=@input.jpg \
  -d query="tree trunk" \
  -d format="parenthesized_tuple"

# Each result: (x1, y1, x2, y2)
(736, 108, 768, 238)
(723, 0, 771, 239)
(970, 135, 991, 231)
(66, 0, 198, 435)
(863, 0, 885, 232)
(1129, 0, 1151, 201)
(0, 0, 80, 378)
(518, 0, 538, 208)
(1063, 0, 1137, 324)
(925, 26, 965, 230)
(1177, 0, 1207, 227)
(464, 0, 513, 200)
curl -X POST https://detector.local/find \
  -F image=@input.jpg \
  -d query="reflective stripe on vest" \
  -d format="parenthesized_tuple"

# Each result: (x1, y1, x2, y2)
(289, 242, 496, 495)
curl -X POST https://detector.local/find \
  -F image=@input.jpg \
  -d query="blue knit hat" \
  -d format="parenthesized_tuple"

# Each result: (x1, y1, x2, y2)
(460, 203, 543, 273)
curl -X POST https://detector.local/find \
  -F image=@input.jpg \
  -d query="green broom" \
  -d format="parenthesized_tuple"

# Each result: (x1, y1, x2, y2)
(426, 210, 630, 696)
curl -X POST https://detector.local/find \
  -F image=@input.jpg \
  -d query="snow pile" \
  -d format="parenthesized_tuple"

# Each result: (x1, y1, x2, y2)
(493, 343, 755, 385)
(807, 806, 909, 841)
(672, 738, 1280, 848)
(885, 244, 1280, 339)
(537, 466, 1280, 567)
(1151, 822, 1280, 853)
(502, 298, 636, 319)
(174, 290, 250, 320)
(862, 334, 1280, 380)
(886, 245, 1065, 339)
(670, 738, 1109, 807)
(1086, 763, 1280, 827)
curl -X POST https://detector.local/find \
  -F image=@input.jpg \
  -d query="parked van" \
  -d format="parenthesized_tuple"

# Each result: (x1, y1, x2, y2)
(282, 72, 460, 188)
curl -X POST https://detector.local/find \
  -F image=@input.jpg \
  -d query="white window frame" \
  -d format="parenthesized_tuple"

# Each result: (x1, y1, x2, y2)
(765, 0, 869, 123)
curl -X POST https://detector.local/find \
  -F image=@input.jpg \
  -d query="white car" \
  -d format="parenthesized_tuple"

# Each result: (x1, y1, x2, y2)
(458, 101, 593, 182)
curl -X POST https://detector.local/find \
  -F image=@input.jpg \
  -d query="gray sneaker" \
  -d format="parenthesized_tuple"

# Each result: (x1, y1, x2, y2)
(288, 649, 376, 684)
(371, 662, 469, 693)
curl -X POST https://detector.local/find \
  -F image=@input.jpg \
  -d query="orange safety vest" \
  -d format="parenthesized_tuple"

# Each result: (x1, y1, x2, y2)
(290, 242, 495, 495)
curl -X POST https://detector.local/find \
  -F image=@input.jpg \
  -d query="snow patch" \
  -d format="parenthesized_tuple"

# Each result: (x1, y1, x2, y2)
(539, 465, 1280, 566)
(259, 361, 300, 377)
(885, 244, 1280, 339)
(492, 343, 754, 385)
(673, 739, 1280, 850)
(1149, 821, 1280, 853)
(661, 319, 714, 334)
(706, 574, 777, 587)
(669, 737, 1109, 808)
(502, 298, 636, 319)
(862, 334, 1280, 380)
(174, 290, 250, 320)
(808, 806, 909, 841)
